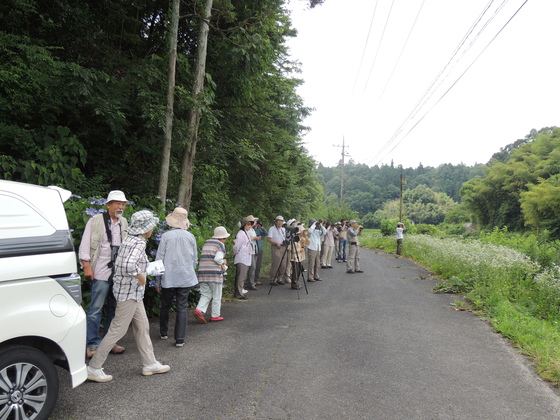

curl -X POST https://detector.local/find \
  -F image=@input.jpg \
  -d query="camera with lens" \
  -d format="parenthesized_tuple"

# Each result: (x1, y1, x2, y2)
(107, 245, 120, 269)
(284, 224, 300, 234)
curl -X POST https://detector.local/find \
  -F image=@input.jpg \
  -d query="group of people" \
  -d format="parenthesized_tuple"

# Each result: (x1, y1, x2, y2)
(79, 189, 370, 382)
(80, 191, 230, 383)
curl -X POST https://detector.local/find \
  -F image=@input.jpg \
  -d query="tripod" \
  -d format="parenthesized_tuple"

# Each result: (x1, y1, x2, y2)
(268, 233, 308, 298)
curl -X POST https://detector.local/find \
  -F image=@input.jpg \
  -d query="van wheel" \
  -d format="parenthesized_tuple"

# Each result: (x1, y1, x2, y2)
(0, 346, 59, 420)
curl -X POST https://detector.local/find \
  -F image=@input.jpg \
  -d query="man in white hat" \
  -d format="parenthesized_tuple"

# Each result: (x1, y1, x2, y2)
(267, 215, 287, 285)
(155, 207, 198, 347)
(79, 190, 129, 359)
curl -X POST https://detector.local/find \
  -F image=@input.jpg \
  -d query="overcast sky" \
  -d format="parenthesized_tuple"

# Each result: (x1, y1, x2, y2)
(286, 0, 560, 169)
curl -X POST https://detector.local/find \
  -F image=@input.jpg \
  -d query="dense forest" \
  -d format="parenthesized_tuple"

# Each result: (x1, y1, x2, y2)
(0, 0, 324, 225)
(319, 161, 484, 226)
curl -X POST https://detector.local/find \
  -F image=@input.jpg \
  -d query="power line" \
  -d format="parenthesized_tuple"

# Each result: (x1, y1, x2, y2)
(350, 0, 380, 98)
(379, 0, 427, 99)
(374, 0, 529, 166)
(362, 0, 396, 92)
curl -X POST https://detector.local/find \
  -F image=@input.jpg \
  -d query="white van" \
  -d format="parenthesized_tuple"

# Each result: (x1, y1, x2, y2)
(0, 180, 87, 419)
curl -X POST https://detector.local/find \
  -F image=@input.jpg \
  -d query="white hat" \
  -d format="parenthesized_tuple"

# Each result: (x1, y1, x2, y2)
(127, 210, 159, 235)
(274, 215, 284, 221)
(166, 207, 190, 229)
(287, 218, 296, 226)
(213, 226, 230, 239)
(106, 190, 128, 202)
(349, 219, 357, 224)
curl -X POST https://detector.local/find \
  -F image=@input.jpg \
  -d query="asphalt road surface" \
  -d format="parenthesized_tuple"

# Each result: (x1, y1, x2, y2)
(52, 248, 560, 419)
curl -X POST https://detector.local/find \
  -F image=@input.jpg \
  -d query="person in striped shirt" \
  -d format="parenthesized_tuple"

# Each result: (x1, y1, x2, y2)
(193, 226, 231, 323)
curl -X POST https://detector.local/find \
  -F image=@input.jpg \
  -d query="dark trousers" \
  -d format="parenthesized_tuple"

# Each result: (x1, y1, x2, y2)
(160, 287, 191, 344)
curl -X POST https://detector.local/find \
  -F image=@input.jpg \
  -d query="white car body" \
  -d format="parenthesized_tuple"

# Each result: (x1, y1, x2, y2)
(0, 180, 87, 419)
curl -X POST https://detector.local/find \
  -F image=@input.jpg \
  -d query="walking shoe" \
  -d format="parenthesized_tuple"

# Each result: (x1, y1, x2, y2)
(291, 285, 302, 290)
(346, 270, 355, 274)
(270, 281, 279, 286)
(210, 316, 224, 322)
(193, 309, 207, 324)
(87, 366, 113, 383)
(307, 278, 316, 282)
(242, 288, 248, 294)
(175, 342, 185, 347)
(238, 295, 249, 300)
(315, 278, 322, 281)
(248, 285, 258, 290)
(142, 361, 170, 376)
(355, 270, 364, 273)
(160, 335, 168, 340)
(86, 347, 97, 359)
(255, 281, 262, 285)
(110, 345, 125, 354)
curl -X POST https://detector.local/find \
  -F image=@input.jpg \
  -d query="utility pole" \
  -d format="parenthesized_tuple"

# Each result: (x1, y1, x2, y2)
(399, 173, 406, 221)
(333, 137, 350, 203)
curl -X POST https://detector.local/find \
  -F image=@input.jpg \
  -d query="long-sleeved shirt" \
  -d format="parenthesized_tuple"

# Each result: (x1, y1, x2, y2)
(113, 235, 148, 302)
(155, 228, 198, 289)
(233, 229, 252, 266)
(78, 214, 125, 281)
(307, 223, 326, 251)
(323, 227, 337, 247)
(347, 226, 361, 246)
(254, 227, 268, 250)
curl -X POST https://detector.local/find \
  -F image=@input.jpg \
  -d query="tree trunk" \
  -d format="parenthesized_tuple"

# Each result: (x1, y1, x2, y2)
(157, 0, 180, 206)
(177, 0, 213, 210)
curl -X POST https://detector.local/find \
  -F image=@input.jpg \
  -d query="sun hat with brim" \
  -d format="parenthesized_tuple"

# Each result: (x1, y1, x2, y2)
(246, 215, 258, 222)
(349, 219, 357, 224)
(241, 216, 255, 226)
(106, 190, 128, 203)
(274, 215, 284, 221)
(166, 207, 190, 229)
(213, 226, 230, 239)
(127, 210, 159, 235)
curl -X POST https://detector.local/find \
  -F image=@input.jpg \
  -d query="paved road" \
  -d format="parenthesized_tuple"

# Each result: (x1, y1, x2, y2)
(52, 248, 560, 419)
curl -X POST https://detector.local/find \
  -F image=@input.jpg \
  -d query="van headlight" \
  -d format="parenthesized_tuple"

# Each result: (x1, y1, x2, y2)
(54, 273, 82, 305)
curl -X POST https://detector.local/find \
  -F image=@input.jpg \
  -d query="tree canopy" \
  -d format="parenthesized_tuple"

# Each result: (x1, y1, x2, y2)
(0, 0, 322, 225)
(461, 127, 560, 235)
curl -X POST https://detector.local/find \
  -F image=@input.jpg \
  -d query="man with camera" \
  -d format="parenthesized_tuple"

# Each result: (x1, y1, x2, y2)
(267, 215, 288, 285)
(307, 218, 326, 282)
(346, 219, 364, 274)
(79, 190, 129, 358)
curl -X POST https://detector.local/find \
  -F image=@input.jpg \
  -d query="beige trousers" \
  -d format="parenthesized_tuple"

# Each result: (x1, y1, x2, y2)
(89, 299, 156, 369)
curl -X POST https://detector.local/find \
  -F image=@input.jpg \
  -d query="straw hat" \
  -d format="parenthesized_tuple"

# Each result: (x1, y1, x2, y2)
(166, 207, 190, 229)
(213, 226, 230, 239)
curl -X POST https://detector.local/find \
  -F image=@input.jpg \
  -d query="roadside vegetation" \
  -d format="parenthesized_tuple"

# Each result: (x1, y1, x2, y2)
(361, 229, 560, 386)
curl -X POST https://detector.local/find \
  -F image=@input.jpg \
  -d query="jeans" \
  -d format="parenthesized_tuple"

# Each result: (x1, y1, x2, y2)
(338, 239, 348, 260)
(86, 279, 116, 348)
(160, 287, 191, 344)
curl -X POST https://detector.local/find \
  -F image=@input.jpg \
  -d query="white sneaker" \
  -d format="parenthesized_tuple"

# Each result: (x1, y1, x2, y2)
(142, 361, 170, 376)
(87, 366, 113, 383)
(242, 288, 248, 294)
(160, 335, 168, 340)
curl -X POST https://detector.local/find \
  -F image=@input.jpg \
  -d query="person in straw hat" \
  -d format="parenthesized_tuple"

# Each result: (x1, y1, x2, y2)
(87, 210, 170, 382)
(193, 226, 231, 323)
(155, 207, 198, 347)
